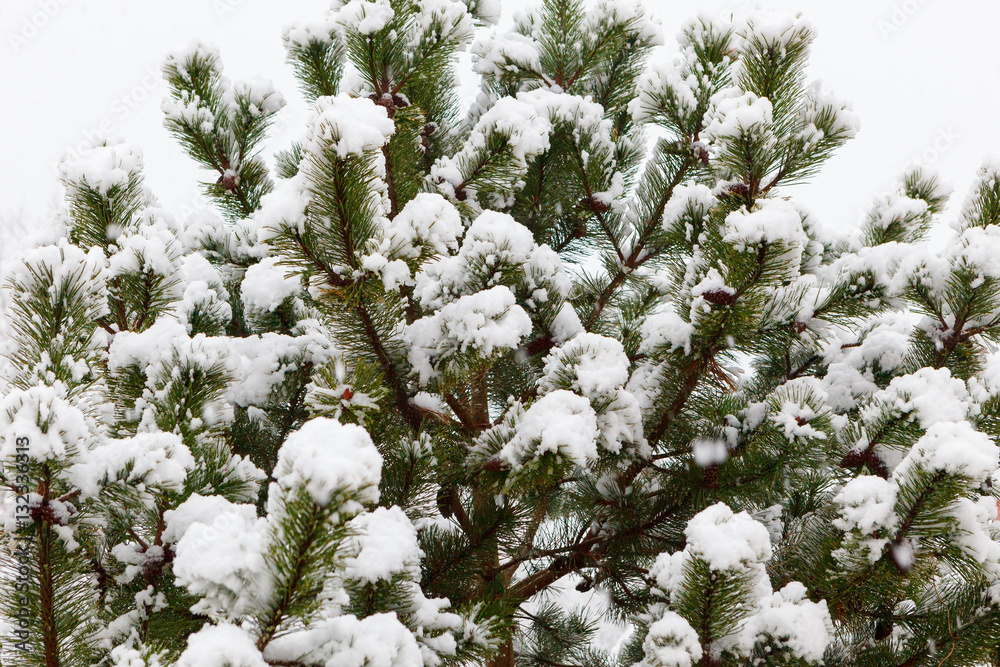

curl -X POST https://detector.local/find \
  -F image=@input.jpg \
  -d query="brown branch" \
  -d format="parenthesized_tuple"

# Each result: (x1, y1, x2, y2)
(508, 548, 593, 601)
(255, 508, 323, 651)
(757, 166, 788, 198)
(96, 318, 117, 336)
(472, 371, 490, 427)
(37, 467, 59, 667)
(303, 159, 422, 431)
(449, 492, 472, 535)
(454, 142, 510, 194)
(893, 471, 948, 545)
(444, 392, 478, 433)
(647, 351, 715, 447)
(56, 489, 81, 503)
(366, 37, 382, 96)
(787, 353, 819, 381)
(354, 302, 421, 429)
(583, 154, 696, 329)
(507, 480, 696, 603)
(390, 32, 455, 96)
(126, 527, 149, 551)
(570, 147, 624, 263)
(564, 30, 615, 91)
(289, 229, 352, 289)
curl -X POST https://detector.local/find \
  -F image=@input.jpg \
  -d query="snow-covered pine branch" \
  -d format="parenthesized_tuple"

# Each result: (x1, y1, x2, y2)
(3, 2, 1000, 667)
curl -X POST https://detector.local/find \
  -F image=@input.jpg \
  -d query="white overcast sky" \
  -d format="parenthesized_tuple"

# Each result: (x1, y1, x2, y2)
(1, 0, 998, 254)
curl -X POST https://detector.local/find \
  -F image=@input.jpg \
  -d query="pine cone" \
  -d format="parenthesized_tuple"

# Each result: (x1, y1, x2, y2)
(691, 141, 710, 166)
(580, 196, 610, 214)
(839, 448, 867, 469)
(526, 333, 555, 356)
(483, 457, 509, 472)
(720, 182, 751, 199)
(370, 92, 398, 116)
(867, 454, 890, 479)
(218, 170, 238, 193)
(436, 486, 457, 518)
(873, 617, 894, 640)
(700, 288, 737, 306)
(702, 464, 720, 489)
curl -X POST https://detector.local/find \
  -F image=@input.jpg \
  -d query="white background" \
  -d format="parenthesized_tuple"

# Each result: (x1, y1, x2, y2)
(1, 0, 998, 256)
(0, 0, 996, 646)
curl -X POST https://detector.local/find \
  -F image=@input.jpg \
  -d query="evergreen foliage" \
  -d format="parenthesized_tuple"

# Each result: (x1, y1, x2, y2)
(4, 2, 1000, 666)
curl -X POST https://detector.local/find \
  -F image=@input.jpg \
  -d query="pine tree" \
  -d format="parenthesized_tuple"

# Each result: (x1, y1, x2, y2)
(4, 2, 1000, 666)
